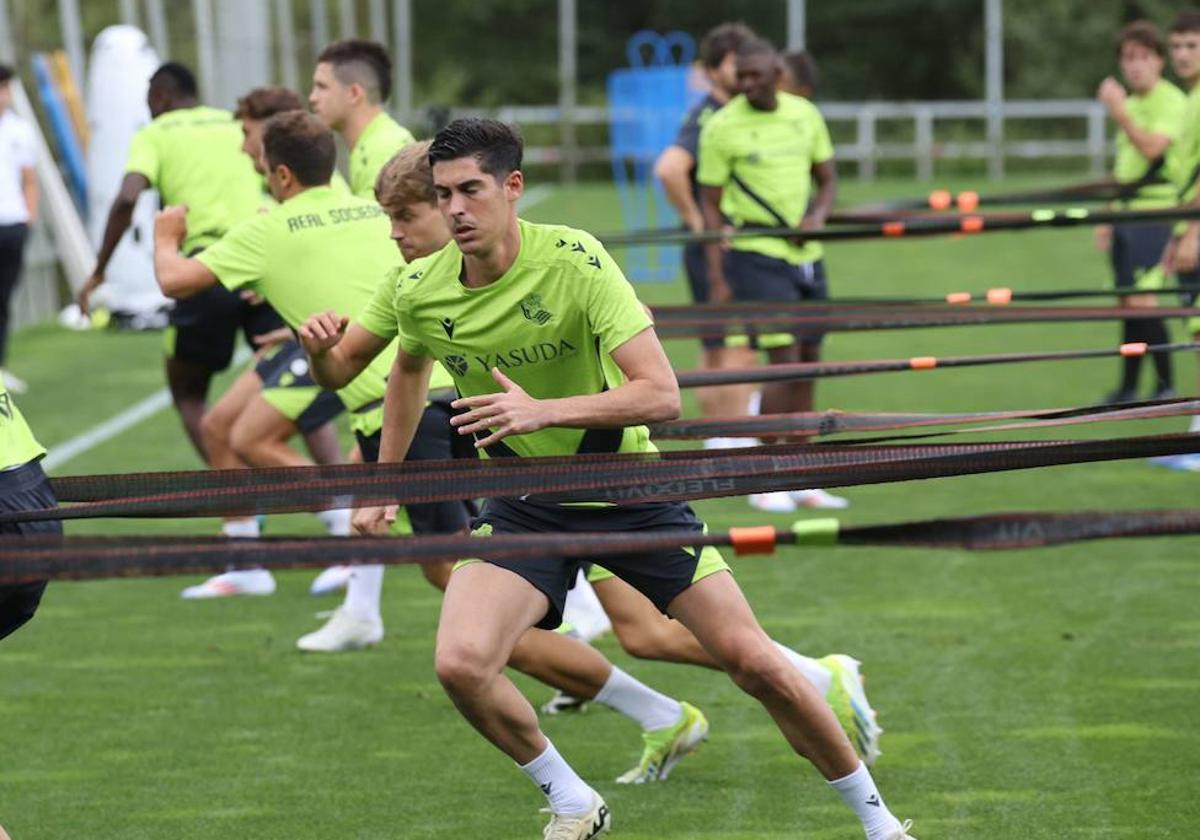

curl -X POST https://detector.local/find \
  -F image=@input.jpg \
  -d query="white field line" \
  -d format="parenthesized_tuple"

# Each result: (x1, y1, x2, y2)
(42, 346, 252, 472)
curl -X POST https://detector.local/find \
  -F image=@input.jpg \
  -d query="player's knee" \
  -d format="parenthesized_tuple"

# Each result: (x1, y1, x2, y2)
(434, 642, 493, 697)
(199, 410, 230, 448)
(228, 422, 262, 463)
(614, 622, 672, 661)
(721, 639, 791, 698)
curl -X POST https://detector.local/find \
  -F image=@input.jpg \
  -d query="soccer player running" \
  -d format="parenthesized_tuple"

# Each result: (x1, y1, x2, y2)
(653, 23, 758, 446)
(0, 64, 39, 395)
(1095, 21, 1186, 404)
(1157, 10, 1200, 468)
(181, 86, 353, 599)
(79, 63, 286, 462)
(697, 37, 847, 514)
(302, 141, 880, 781)
(355, 118, 915, 840)
(0, 379, 55, 644)
(150, 111, 429, 650)
(308, 39, 415, 199)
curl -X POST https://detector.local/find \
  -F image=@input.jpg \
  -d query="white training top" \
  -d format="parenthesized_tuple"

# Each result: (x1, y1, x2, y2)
(0, 110, 36, 225)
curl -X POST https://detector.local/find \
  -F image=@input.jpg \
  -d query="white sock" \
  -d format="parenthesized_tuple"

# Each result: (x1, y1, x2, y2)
(1189, 414, 1200, 433)
(221, 518, 260, 538)
(747, 389, 763, 416)
(593, 665, 683, 731)
(828, 762, 903, 840)
(316, 507, 352, 537)
(343, 564, 383, 622)
(518, 740, 596, 815)
(773, 642, 833, 696)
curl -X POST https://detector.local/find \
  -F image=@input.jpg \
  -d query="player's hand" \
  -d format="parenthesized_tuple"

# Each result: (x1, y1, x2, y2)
(685, 210, 704, 234)
(154, 205, 189, 247)
(353, 504, 398, 535)
(240, 289, 267, 306)
(77, 271, 104, 315)
(251, 326, 293, 351)
(298, 311, 350, 355)
(1094, 224, 1112, 253)
(1178, 228, 1200, 273)
(800, 212, 824, 231)
(451, 368, 547, 448)
(1097, 76, 1127, 115)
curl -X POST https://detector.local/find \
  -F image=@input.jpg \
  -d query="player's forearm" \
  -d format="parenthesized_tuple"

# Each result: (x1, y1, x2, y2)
(309, 345, 363, 390)
(807, 165, 838, 225)
(20, 171, 38, 224)
(94, 200, 136, 274)
(152, 245, 210, 299)
(378, 361, 433, 464)
(699, 187, 727, 285)
(659, 170, 702, 230)
(543, 378, 680, 428)
(1116, 114, 1171, 162)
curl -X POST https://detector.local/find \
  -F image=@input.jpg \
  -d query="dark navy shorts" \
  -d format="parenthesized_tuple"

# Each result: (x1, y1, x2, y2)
(356, 401, 476, 536)
(1111, 223, 1173, 289)
(725, 250, 829, 347)
(254, 340, 345, 434)
(683, 241, 727, 350)
(0, 459, 57, 642)
(464, 498, 729, 630)
(167, 284, 285, 373)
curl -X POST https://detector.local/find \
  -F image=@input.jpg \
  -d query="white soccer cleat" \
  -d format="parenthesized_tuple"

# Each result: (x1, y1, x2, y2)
(791, 488, 849, 509)
(749, 491, 797, 513)
(309, 565, 353, 596)
(296, 607, 383, 652)
(180, 569, 276, 599)
(541, 793, 611, 840)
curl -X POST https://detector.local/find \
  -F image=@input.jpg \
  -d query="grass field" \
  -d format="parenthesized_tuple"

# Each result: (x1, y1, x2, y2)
(2, 175, 1199, 839)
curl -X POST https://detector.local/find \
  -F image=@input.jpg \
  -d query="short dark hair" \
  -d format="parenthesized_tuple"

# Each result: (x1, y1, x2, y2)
(316, 39, 392, 104)
(736, 36, 778, 61)
(235, 86, 305, 121)
(1170, 10, 1200, 36)
(428, 118, 523, 178)
(782, 50, 819, 94)
(1116, 20, 1165, 58)
(149, 62, 198, 97)
(262, 110, 336, 186)
(0, 64, 13, 84)
(698, 22, 756, 69)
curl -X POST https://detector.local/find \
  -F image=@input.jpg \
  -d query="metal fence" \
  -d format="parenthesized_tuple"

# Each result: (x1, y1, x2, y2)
(494, 98, 1110, 180)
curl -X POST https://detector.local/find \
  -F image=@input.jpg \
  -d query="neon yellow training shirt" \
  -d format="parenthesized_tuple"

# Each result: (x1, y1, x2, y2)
(1169, 81, 1200, 205)
(1113, 78, 1186, 208)
(696, 91, 834, 266)
(349, 112, 416, 199)
(125, 105, 264, 254)
(0, 381, 45, 471)
(380, 218, 655, 459)
(195, 185, 400, 422)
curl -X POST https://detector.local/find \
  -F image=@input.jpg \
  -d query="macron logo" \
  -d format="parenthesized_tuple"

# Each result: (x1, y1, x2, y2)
(865, 794, 881, 808)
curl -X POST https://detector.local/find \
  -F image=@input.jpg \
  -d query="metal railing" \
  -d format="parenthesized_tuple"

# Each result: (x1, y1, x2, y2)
(479, 98, 1110, 180)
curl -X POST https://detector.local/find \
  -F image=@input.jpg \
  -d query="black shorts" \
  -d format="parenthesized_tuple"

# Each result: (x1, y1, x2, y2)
(1111, 223, 1173, 289)
(355, 401, 476, 535)
(0, 459, 57, 642)
(683, 241, 727, 351)
(467, 498, 729, 630)
(725, 250, 829, 347)
(254, 341, 345, 434)
(166, 285, 285, 373)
